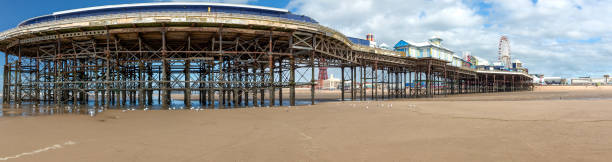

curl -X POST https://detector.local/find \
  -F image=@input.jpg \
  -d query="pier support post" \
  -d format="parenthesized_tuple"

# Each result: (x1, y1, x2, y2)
(16, 42, 22, 104)
(253, 66, 259, 107)
(341, 66, 345, 101)
(359, 66, 363, 100)
(380, 68, 383, 99)
(408, 71, 412, 97)
(310, 52, 315, 105)
(268, 33, 275, 107)
(161, 30, 170, 108)
(184, 59, 191, 108)
(290, 56, 295, 106)
(278, 59, 283, 106)
(138, 61, 145, 107)
(373, 64, 376, 100)
(351, 66, 355, 101)
(389, 69, 393, 98)
(427, 61, 432, 97)
(260, 65, 265, 106)
(219, 29, 226, 109)
(289, 34, 296, 106)
(268, 56, 275, 107)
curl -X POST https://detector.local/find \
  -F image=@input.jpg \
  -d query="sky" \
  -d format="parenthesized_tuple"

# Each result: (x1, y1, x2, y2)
(0, 0, 611, 78)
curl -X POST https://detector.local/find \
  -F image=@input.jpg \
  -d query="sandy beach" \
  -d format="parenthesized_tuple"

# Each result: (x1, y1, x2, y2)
(1, 86, 612, 161)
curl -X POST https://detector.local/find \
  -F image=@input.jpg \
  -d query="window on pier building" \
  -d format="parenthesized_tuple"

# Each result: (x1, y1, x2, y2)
(442, 51, 446, 60)
(396, 48, 407, 57)
(419, 48, 424, 58)
(444, 52, 450, 61)
(431, 48, 436, 58)
(409, 48, 413, 57)
(433, 48, 440, 59)
(446, 52, 450, 61)
(442, 50, 446, 60)
(443, 52, 447, 61)
(419, 49, 424, 58)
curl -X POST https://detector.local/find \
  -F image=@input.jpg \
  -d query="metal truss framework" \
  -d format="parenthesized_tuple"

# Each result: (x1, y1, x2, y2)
(2, 27, 533, 108)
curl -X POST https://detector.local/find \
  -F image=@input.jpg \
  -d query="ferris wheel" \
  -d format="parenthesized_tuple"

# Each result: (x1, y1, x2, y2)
(498, 36, 511, 68)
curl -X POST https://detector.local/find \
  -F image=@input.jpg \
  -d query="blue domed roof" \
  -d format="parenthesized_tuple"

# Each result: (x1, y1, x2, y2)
(19, 2, 318, 27)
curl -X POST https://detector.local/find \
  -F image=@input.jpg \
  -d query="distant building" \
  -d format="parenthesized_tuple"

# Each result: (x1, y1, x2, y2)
(322, 74, 341, 90)
(451, 55, 463, 67)
(592, 78, 606, 84)
(393, 36, 454, 63)
(570, 76, 610, 85)
(366, 33, 378, 48)
(543, 77, 563, 85)
(512, 59, 522, 69)
(512, 59, 528, 72)
(531, 74, 544, 84)
(571, 77, 593, 85)
(393, 36, 526, 73)
(529, 74, 562, 85)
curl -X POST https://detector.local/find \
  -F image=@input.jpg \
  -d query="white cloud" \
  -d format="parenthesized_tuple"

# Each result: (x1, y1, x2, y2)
(287, 0, 612, 78)
(420, 6, 484, 29)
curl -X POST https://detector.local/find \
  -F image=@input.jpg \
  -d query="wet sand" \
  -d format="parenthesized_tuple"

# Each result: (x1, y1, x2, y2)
(2, 86, 612, 161)
(170, 88, 361, 101)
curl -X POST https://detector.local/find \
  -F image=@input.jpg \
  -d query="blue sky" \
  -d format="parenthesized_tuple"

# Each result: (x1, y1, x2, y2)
(1, 0, 611, 79)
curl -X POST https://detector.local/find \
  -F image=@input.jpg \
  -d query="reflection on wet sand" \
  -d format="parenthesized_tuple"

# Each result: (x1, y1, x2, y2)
(0, 104, 104, 117)
(0, 98, 326, 117)
(4, 86, 612, 117)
